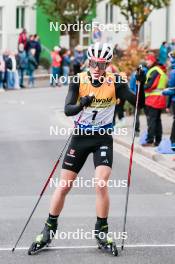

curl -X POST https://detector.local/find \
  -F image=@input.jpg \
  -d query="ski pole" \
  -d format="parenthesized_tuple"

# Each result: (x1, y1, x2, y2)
(121, 71, 142, 251)
(12, 110, 84, 252)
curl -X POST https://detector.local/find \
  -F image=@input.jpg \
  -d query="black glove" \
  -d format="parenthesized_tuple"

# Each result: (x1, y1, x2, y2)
(80, 95, 95, 107)
(135, 66, 146, 83)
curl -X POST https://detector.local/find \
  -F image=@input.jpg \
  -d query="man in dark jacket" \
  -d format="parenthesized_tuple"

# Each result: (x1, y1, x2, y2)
(33, 34, 42, 65)
(17, 43, 28, 88)
(27, 49, 38, 88)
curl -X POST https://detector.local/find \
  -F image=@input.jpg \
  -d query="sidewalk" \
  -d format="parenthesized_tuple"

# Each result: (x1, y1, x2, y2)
(114, 113, 175, 171)
(24, 67, 50, 88)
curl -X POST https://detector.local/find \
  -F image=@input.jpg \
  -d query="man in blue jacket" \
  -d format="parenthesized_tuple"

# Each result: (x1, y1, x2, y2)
(162, 51, 175, 151)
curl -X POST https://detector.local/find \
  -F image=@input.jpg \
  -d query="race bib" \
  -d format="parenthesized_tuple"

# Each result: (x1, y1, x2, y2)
(74, 105, 115, 129)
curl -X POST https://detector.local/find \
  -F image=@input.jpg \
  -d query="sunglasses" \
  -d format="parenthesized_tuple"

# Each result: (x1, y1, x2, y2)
(89, 60, 107, 70)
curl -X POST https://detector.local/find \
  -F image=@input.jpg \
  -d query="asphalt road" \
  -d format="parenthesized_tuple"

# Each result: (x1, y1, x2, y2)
(0, 86, 175, 264)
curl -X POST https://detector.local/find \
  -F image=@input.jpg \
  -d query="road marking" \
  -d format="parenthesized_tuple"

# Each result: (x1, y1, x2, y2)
(1, 244, 175, 251)
(125, 244, 175, 248)
(1, 246, 96, 251)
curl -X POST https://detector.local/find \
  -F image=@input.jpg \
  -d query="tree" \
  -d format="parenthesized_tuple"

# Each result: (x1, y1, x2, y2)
(111, 0, 170, 46)
(37, 0, 96, 48)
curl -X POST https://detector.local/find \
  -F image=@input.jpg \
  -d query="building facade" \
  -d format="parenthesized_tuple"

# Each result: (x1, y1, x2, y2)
(0, 0, 59, 59)
(0, 0, 174, 54)
(0, 0, 36, 52)
(142, 1, 175, 48)
(94, 0, 175, 49)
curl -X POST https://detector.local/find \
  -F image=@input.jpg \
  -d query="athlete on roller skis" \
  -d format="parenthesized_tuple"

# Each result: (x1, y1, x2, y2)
(28, 43, 145, 256)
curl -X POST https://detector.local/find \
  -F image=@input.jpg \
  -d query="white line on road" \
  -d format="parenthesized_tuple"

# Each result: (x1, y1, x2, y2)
(1, 244, 175, 251)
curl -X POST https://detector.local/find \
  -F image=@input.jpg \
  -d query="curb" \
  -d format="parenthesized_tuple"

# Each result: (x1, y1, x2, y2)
(24, 73, 50, 81)
(114, 137, 175, 171)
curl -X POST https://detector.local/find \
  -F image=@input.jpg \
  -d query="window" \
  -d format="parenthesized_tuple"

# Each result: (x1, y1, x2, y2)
(105, 3, 108, 24)
(0, 7, 2, 31)
(105, 3, 113, 24)
(16, 7, 25, 29)
(110, 4, 113, 23)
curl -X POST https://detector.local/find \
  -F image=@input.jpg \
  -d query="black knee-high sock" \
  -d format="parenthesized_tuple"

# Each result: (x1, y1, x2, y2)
(46, 213, 59, 226)
(95, 216, 108, 233)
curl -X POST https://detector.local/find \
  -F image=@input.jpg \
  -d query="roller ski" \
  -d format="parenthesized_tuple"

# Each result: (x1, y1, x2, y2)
(95, 224, 118, 256)
(28, 220, 57, 255)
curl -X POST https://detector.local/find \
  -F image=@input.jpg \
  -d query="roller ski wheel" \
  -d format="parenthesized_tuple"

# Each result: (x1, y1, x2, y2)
(28, 240, 50, 255)
(97, 238, 118, 257)
(111, 242, 118, 256)
(28, 222, 57, 255)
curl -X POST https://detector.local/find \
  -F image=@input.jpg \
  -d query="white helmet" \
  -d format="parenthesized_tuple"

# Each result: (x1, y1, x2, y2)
(87, 42, 113, 62)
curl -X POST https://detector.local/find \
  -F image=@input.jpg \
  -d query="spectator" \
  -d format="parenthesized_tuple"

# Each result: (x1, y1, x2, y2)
(158, 41, 168, 65)
(26, 35, 36, 54)
(80, 58, 89, 72)
(14, 51, 20, 89)
(17, 43, 28, 88)
(142, 54, 168, 146)
(130, 62, 148, 136)
(80, 48, 88, 72)
(27, 49, 38, 88)
(113, 43, 123, 59)
(162, 51, 175, 151)
(3, 50, 10, 89)
(112, 69, 127, 128)
(0, 55, 5, 92)
(33, 34, 42, 65)
(92, 25, 102, 43)
(73, 45, 84, 75)
(6, 51, 19, 89)
(168, 38, 175, 52)
(50, 46, 62, 87)
(62, 49, 71, 85)
(113, 101, 126, 127)
(18, 29, 27, 50)
(0, 54, 5, 92)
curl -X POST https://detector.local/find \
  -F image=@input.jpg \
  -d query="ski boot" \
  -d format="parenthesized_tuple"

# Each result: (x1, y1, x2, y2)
(95, 224, 118, 256)
(28, 221, 57, 255)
